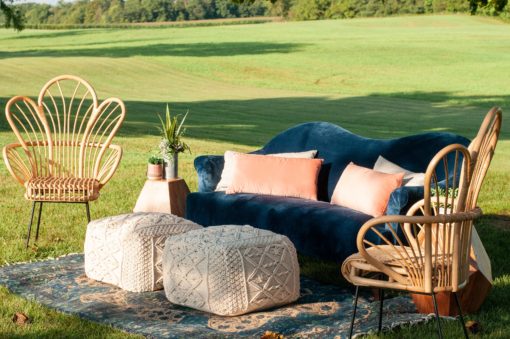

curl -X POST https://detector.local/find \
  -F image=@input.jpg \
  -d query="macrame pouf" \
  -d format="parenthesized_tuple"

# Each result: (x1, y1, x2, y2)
(163, 225, 300, 316)
(84, 212, 202, 292)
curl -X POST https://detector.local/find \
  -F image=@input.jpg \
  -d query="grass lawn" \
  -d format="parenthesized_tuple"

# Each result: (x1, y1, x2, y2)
(0, 14, 509, 338)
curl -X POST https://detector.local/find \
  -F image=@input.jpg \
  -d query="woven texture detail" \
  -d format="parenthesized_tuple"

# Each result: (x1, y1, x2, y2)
(84, 212, 202, 292)
(163, 225, 300, 316)
(25, 176, 100, 202)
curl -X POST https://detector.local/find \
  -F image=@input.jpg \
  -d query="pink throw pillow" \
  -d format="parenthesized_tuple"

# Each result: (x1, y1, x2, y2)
(331, 162, 404, 217)
(226, 153, 323, 200)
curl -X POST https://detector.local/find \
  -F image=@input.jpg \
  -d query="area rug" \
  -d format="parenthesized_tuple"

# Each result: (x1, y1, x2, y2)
(0, 254, 432, 338)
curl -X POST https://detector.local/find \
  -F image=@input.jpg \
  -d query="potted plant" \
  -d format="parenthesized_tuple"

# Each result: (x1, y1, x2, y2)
(147, 154, 164, 180)
(431, 187, 459, 214)
(158, 104, 190, 179)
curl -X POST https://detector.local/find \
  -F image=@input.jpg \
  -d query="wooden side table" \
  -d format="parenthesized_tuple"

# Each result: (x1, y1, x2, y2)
(411, 227, 492, 316)
(133, 178, 190, 217)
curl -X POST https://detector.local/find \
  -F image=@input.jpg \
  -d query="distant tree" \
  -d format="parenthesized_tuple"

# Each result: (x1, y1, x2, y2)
(217, 0, 240, 18)
(124, 0, 142, 22)
(23, 3, 51, 25)
(238, 0, 267, 16)
(469, 0, 508, 14)
(264, 0, 292, 16)
(83, 0, 103, 24)
(1, 0, 23, 30)
(105, 0, 125, 23)
(185, 0, 215, 20)
(289, 0, 331, 20)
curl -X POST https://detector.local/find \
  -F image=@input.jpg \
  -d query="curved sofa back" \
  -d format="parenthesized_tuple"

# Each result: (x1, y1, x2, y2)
(254, 122, 470, 201)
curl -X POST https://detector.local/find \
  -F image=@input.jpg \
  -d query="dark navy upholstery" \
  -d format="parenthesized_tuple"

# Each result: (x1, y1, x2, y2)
(187, 122, 470, 263)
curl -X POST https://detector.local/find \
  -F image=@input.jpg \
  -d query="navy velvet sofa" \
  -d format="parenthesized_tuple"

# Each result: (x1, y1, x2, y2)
(186, 122, 469, 263)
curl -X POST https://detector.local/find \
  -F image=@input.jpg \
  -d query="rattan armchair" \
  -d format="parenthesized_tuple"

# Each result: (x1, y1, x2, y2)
(3, 75, 125, 248)
(342, 144, 478, 338)
(341, 107, 502, 338)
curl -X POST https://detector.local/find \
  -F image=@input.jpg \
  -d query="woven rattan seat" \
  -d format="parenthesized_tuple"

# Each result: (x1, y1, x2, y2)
(25, 176, 100, 202)
(344, 245, 425, 276)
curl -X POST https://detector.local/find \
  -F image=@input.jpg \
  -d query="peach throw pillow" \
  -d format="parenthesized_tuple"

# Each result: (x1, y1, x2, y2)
(331, 162, 404, 217)
(226, 153, 323, 200)
(215, 150, 317, 191)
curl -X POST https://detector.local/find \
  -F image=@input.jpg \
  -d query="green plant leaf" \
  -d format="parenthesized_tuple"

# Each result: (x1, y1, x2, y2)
(176, 110, 188, 138)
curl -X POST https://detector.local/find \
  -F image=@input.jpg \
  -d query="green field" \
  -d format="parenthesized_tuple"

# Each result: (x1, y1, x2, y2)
(0, 14, 509, 338)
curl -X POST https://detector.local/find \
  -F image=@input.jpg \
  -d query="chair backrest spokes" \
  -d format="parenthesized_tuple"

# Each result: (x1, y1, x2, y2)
(466, 107, 502, 210)
(37, 75, 97, 178)
(420, 144, 474, 291)
(423, 144, 472, 216)
(79, 97, 125, 179)
(359, 207, 481, 293)
(5, 96, 52, 178)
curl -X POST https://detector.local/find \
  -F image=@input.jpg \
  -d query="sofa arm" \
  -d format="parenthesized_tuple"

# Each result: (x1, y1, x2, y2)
(194, 155, 225, 192)
(386, 185, 424, 216)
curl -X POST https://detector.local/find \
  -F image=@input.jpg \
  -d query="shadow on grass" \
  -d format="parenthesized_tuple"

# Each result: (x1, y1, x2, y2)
(0, 41, 306, 59)
(1, 29, 89, 41)
(0, 92, 508, 146)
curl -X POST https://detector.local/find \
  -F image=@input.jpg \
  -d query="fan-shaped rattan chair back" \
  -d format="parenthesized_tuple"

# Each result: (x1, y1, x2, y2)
(4, 75, 125, 187)
(423, 144, 471, 216)
(465, 107, 502, 210)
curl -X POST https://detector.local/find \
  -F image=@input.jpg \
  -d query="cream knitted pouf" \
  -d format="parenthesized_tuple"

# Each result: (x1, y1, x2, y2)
(163, 225, 300, 316)
(84, 212, 202, 292)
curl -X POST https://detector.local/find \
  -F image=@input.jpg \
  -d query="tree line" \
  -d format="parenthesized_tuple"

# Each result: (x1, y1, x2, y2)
(1, 0, 510, 30)
(13, 0, 273, 27)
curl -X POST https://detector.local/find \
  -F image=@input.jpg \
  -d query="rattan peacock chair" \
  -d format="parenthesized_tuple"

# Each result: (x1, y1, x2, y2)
(3, 75, 125, 248)
(341, 107, 502, 339)
(342, 143, 480, 338)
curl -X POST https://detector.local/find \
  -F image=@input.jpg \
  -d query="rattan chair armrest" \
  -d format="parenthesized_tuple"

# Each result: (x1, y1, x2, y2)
(404, 196, 463, 246)
(96, 144, 123, 187)
(3, 143, 34, 185)
(356, 208, 483, 288)
(403, 199, 426, 249)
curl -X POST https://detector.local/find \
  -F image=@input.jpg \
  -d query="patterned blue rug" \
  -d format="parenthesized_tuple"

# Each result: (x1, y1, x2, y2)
(0, 254, 432, 338)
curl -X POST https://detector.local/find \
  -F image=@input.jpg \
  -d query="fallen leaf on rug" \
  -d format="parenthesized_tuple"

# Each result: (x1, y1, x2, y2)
(12, 312, 30, 325)
(261, 331, 284, 339)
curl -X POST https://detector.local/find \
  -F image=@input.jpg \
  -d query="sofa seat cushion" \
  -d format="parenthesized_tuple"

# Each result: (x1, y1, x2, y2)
(186, 191, 385, 263)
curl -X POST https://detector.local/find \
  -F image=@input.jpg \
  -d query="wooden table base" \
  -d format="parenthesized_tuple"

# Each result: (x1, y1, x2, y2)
(411, 269, 492, 316)
(412, 227, 492, 316)
(133, 178, 190, 217)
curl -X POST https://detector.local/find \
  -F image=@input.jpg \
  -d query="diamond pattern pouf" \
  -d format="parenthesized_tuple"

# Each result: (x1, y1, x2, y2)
(163, 225, 300, 316)
(84, 212, 202, 292)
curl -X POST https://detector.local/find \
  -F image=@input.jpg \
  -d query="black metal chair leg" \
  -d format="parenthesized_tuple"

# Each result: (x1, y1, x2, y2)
(453, 292, 469, 339)
(432, 293, 444, 339)
(85, 202, 91, 222)
(34, 202, 43, 241)
(25, 202, 36, 249)
(349, 286, 359, 339)
(378, 288, 384, 334)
